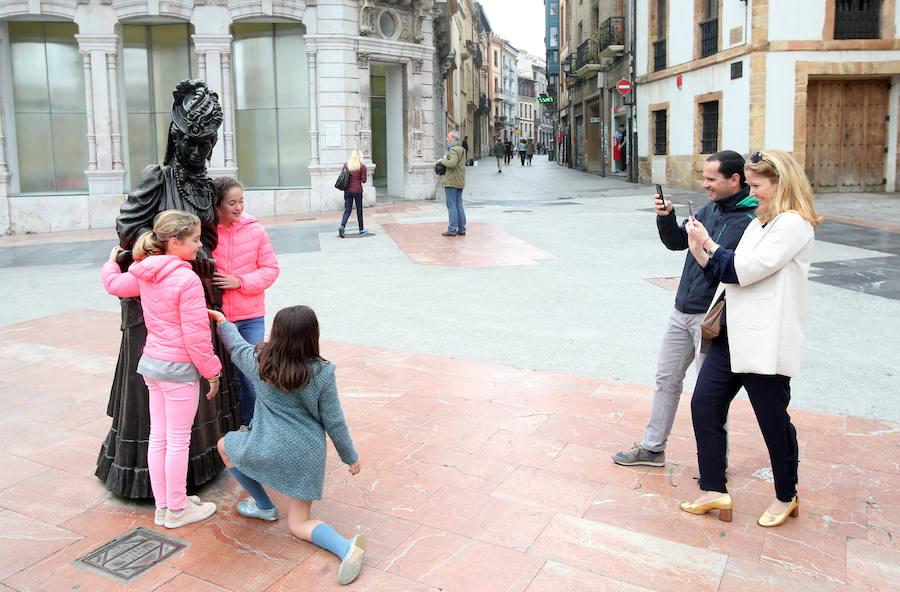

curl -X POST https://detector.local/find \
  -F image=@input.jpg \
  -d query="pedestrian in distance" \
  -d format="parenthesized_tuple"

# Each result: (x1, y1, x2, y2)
(338, 149, 368, 238)
(612, 151, 757, 469)
(518, 138, 527, 165)
(209, 305, 366, 585)
(437, 130, 467, 237)
(525, 139, 535, 165)
(462, 135, 469, 156)
(212, 177, 280, 428)
(680, 149, 822, 527)
(102, 210, 221, 529)
(494, 136, 506, 173)
(505, 140, 514, 165)
(614, 124, 627, 174)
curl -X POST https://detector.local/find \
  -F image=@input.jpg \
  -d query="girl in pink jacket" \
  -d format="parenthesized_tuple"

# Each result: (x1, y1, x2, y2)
(212, 177, 280, 426)
(102, 209, 221, 529)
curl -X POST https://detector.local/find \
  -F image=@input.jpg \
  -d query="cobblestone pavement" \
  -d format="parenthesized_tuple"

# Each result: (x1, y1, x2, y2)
(0, 157, 898, 590)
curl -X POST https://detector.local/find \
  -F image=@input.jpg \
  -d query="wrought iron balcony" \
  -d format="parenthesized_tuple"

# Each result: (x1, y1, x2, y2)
(596, 16, 625, 57)
(700, 17, 718, 58)
(574, 38, 599, 76)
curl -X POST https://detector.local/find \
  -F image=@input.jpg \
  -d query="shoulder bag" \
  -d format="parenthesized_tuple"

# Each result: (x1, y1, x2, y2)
(335, 165, 351, 191)
(701, 293, 726, 340)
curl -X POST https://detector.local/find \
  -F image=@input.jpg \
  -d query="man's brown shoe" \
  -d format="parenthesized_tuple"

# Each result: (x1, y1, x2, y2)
(442, 231, 456, 236)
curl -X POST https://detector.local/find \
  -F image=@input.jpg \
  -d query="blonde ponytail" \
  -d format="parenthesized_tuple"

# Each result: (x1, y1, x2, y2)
(132, 210, 201, 260)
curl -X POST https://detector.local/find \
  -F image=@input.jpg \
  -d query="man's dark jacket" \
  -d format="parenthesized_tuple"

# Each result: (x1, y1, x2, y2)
(658, 186, 757, 314)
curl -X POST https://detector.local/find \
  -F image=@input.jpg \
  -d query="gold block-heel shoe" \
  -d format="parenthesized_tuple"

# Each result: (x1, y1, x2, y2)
(679, 493, 733, 522)
(758, 495, 799, 527)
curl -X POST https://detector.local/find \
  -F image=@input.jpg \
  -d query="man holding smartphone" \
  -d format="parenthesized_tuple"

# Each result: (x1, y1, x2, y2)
(612, 150, 758, 467)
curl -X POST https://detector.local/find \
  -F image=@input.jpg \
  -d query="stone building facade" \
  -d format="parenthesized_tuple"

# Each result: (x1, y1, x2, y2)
(637, 0, 900, 193)
(0, 0, 447, 234)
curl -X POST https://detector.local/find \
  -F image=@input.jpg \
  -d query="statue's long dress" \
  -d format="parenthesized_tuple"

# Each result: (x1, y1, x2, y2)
(95, 164, 242, 498)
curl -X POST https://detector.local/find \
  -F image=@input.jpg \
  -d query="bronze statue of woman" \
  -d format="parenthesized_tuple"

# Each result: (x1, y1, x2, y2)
(96, 79, 242, 497)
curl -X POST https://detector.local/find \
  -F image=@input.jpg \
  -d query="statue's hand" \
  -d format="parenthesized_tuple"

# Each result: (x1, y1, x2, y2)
(116, 249, 134, 271)
(193, 252, 216, 278)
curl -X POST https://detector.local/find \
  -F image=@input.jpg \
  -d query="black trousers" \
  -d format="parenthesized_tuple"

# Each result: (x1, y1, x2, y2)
(341, 192, 363, 230)
(691, 330, 798, 502)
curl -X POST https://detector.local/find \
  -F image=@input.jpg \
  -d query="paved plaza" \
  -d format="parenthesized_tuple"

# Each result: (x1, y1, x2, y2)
(0, 157, 898, 590)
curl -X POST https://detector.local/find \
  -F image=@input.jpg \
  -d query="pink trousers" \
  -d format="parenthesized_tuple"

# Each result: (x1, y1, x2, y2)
(145, 377, 200, 511)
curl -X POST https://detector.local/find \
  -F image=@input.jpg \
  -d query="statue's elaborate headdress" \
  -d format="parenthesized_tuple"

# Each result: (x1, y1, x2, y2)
(170, 79, 223, 138)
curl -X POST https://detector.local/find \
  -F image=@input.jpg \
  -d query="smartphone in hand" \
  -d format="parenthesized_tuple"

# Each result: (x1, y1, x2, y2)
(688, 200, 695, 219)
(655, 184, 666, 212)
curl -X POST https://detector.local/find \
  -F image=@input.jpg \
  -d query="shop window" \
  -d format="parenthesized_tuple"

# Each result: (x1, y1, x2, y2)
(122, 24, 195, 187)
(232, 23, 310, 188)
(8, 22, 87, 193)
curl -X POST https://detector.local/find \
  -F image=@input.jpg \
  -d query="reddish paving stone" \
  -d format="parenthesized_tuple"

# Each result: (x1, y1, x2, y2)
(381, 221, 554, 267)
(0, 509, 82, 581)
(529, 513, 728, 592)
(525, 561, 656, 592)
(845, 537, 900, 591)
(760, 527, 848, 584)
(2, 310, 899, 591)
(272, 550, 439, 591)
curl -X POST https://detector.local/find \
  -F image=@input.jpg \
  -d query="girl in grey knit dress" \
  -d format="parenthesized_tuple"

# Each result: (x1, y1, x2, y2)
(208, 305, 365, 586)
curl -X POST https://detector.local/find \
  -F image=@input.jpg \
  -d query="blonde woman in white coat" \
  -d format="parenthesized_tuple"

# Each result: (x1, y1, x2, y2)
(680, 149, 822, 527)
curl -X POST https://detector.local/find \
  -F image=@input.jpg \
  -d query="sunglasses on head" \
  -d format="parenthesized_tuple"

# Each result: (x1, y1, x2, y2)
(749, 151, 779, 175)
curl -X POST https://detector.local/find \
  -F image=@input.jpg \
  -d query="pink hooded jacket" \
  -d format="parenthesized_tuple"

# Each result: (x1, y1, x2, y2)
(212, 212, 279, 322)
(102, 255, 221, 379)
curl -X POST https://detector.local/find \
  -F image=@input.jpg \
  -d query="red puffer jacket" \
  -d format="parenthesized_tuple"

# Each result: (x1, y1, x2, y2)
(212, 212, 279, 322)
(102, 255, 221, 379)
(345, 163, 367, 193)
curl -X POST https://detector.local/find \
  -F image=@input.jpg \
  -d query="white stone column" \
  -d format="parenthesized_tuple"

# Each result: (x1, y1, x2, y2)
(80, 50, 98, 171)
(75, 34, 127, 194)
(193, 34, 237, 177)
(357, 51, 371, 161)
(307, 48, 320, 166)
(0, 99, 9, 232)
(106, 51, 124, 171)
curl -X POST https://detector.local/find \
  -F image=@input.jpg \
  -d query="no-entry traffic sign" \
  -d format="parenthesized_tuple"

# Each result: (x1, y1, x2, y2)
(616, 79, 633, 95)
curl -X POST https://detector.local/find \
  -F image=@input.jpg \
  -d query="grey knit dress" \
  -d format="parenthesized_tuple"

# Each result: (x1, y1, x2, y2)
(218, 323, 358, 500)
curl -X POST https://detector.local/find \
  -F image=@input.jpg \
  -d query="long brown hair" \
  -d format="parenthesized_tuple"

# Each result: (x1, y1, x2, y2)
(132, 210, 200, 261)
(256, 305, 324, 391)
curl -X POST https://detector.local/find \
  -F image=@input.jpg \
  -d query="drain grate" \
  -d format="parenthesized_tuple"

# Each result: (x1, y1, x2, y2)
(73, 526, 189, 584)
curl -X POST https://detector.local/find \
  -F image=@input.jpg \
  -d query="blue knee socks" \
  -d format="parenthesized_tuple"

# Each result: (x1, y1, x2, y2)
(311, 523, 350, 559)
(228, 467, 275, 510)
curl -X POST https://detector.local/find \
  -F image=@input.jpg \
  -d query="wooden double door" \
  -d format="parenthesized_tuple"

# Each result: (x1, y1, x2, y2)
(806, 78, 890, 192)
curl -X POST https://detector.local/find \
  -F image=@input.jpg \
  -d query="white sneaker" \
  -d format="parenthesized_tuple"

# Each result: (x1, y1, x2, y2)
(337, 534, 367, 585)
(164, 497, 216, 528)
(154, 495, 201, 526)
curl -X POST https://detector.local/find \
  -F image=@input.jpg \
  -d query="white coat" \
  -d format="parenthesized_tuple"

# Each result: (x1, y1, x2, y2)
(708, 212, 815, 377)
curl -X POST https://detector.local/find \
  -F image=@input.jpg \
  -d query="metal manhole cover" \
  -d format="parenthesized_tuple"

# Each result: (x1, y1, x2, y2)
(73, 526, 189, 584)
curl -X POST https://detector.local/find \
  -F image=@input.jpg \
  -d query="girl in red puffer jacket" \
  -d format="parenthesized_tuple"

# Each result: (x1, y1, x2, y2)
(102, 209, 221, 529)
(212, 177, 279, 427)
